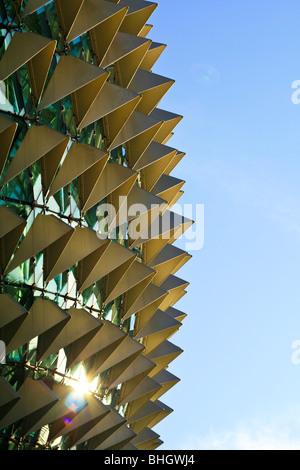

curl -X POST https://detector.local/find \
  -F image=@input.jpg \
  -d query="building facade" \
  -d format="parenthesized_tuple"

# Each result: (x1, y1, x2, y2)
(0, 0, 192, 450)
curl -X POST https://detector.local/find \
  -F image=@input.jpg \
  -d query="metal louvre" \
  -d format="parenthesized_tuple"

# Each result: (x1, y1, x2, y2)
(0, 0, 191, 451)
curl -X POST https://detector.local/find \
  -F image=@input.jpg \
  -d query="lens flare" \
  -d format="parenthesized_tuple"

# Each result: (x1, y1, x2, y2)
(72, 368, 91, 395)
(65, 365, 92, 396)
(65, 390, 86, 412)
(191, 63, 220, 85)
(64, 366, 92, 414)
(64, 366, 100, 416)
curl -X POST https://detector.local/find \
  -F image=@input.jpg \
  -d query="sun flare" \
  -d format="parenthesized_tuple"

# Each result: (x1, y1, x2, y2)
(68, 366, 92, 396)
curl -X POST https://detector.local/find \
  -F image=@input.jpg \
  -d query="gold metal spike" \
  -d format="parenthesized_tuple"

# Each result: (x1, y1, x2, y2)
(132, 427, 160, 450)
(78, 238, 136, 292)
(128, 187, 168, 239)
(161, 132, 174, 145)
(111, 354, 156, 392)
(147, 439, 164, 450)
(149, 244, 188, 286)
(133, 293, 170, 336)
(54, 0, 85, 37)
(123, 376, 161, 419)
(64, 398, 111, 449)
(100, 31, 151, 73)
(155, 253, 189, 286)
(164, 150, 185, 175)
(37, 307, 103, 361)
(87, 332, 145, 377)
(158, 275, 189, 312)
(140, 42, 167, 71)
(82, 334, 124, 380)
(109, 110, 162, 164)
(122, 282, 168, 321)
(115, 43, 151, 89)
(150, 369, 180, 402)
(104, 259, 154, 305)
(23, 383, 88, 437)
(149, 243, 188, 269)
(164, 306, 187, 323)
(78, 82, 141, 145)
(86, 422, 127, 451)
(170, 253, 192, 276)
(136, 141, 178, 172)
(140, 319, 181, 356)
(169, 221, 194, 245)
(103, 255, 136, 303)
(103, 342, 147, 387)
(126, 185, 167, 224)
(123, 377, 160, 410)
(47, 142, 109, 200)
(0, 32, 56, 107)
(130, 211, 194, 265)
(150, 108, 183, 144)
(82, 161, 137, 213)
(49, 393, 110, 442)
(107, 174, 140, 228)
(95, 425, 136, 450)
(6, 297, 70, 355)
(39, 56, 109, 127)
(146, 400, 173, 429)
(25, 38, 57, 107)
(0, 294, 28, 346)
(65, 0, 127, 45)
(0, 206, 26, 274)
(123, 442, 140, 451)
(127, 399, 162, 434)
(104, 100, 143, 149)
(90, 10, 129, 67)
(79, 165, 112, 212)
(171, 289, 187, 308)
(149, 214, 194, 263)
(152, 174, 185, 206)
(126, 121, 166, 168)
(0, 206, 26, 238)
(85, 408, 127, 450)
(0, 377, 21, 420)
(0, 378, 59, 432)
(40, 141, 72, 197)
(128, 69, 175, 114)
(120, 270, 156, 321)
(134, 308, 181, 341)
(128, 207, 163, 247)
(22, 0, 52, 17)
(138, 142, 178, 192)
(147, 341, 183, 378)
(5, 213, 72, 274)
(0, 125, 70, 193)
(66, 319, 127, 369)
(118, 0, 157, 36)
(168, 189, 183, 208)
(0, 115, 17, 179)
(138, 23, 153, 38)
(117, 365, 158, 408)
(44, 226, 109, 283)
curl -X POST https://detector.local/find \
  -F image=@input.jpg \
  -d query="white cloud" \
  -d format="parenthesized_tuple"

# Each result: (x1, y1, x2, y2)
(181, 411, 300, 450)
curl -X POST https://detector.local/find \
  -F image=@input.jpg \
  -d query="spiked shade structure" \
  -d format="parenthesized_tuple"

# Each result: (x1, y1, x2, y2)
(0, 0, 192, 451)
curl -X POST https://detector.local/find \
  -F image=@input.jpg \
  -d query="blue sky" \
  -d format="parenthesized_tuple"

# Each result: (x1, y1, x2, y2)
(148, 0, 300, 450)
